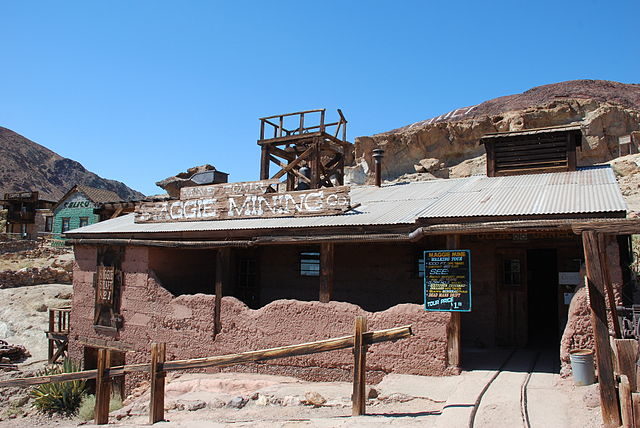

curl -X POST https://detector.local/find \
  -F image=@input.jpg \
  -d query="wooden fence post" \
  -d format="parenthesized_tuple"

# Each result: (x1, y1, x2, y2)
(613, 339, 639, 392)
(582, 231, 621, 428)
(94, 348, 111, 425)
(620, 375, 634, 428)
(352, 316, 367, 416)
(149, 343, 166, 424)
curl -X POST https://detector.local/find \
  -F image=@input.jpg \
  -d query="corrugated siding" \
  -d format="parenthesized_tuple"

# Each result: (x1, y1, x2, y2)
(67, 166, 627, 235)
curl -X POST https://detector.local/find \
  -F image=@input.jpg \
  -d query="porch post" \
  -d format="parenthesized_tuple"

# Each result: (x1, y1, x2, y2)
(214, 248, 230, 335)
(319, 243, 334, 303)
(447, 234, 462, 368)
(582, 230, 620, 428)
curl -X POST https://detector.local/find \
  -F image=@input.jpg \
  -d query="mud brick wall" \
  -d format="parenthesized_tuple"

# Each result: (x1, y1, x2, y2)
(69, 245, 454, 392)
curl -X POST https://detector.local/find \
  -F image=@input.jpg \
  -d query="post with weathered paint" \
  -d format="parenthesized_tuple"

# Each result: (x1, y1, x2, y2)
(260, 146, 270, 180)
(319, 243, 334, 303)
(582, 231, 621, 428)
(149, 343, 166, 424)
(352, 316, 367, 416)
(94, 348, 111, 425)
(214, 248, 230, 335)
(446, 234, 462, 368)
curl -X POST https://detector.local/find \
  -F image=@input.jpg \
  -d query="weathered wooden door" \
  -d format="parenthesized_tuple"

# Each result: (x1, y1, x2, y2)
(496, 249, 528, 346)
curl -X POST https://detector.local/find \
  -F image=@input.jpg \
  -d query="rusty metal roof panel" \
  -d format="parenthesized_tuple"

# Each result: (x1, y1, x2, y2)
(66, 166, 626, 235)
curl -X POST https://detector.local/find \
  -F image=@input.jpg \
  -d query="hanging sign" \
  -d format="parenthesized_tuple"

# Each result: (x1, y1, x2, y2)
(424, 250, 471, 312)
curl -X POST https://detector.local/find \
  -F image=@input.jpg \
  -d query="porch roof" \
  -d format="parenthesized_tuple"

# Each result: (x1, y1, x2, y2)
(65, 165, 627, 236)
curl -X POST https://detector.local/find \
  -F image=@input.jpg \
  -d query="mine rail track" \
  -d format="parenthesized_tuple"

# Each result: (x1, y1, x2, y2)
(469, 349, 542, 428)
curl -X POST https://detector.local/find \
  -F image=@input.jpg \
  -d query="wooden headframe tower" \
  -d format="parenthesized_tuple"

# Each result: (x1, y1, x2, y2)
(258, 109, 354, 191)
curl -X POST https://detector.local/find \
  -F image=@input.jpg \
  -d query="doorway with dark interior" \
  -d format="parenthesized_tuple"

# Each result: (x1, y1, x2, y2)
(526, 249, 559, 350)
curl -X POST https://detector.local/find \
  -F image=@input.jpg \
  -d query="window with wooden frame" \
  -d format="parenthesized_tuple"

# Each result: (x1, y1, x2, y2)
(300, 251, 320, 277)
(79, 217, 89, 228)
(503, 258, 522, 286)
(61, 217, 70, 232)
(45, 216, 53, 232)
(94, 247, 124, 330)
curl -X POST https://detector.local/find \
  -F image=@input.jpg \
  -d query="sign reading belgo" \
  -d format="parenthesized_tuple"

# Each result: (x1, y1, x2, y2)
(135, 181, 351, 223)
(424, 250, 471, 312)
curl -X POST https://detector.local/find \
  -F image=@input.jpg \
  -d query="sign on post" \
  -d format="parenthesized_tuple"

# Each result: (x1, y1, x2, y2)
(424, 250, 471, 312)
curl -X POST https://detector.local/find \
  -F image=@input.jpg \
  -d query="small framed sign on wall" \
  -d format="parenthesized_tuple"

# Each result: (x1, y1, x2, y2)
(424, 250, 472, 312)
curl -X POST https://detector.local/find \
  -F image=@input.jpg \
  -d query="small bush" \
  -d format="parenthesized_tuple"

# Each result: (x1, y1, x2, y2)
(31, 359, 86, 416)
(78, 393, 124, 421)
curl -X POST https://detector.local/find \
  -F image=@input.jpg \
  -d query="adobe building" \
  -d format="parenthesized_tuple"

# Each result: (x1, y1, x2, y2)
(0, 191, 55, 238)
(63, 113, 632, 389)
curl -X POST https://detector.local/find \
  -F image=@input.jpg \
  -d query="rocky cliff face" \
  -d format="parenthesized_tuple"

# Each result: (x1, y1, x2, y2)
(347, 80, 640, 183)
(0, 127, 145, 201)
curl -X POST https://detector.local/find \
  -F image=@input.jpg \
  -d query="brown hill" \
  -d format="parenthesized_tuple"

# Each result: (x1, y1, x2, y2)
(0, 127, 144, 201)
(349, 80, 640, 183)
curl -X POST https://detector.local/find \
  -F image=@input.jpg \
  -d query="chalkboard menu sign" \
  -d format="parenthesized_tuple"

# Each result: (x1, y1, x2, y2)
(424, 250, 471, 312)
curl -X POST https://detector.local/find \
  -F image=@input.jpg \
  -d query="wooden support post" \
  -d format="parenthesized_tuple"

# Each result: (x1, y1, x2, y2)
(620, 375, 634, 428)
(311, 140, 321, 189)
(260, 146, 270, 180)
(149, 343, 166, 424)
(446, 234, 462, 368)
(582, 231, 621, 428)
(352, 316, 367, 416)
(319, 243, 334, 303)
(94, 348, 111, 425)
(633, 393, 640, 427)
(47, 310, 54, 363)
(598, 234, 622, 338)
(613, 339, 639, 392)
(214, 248, 230, 335)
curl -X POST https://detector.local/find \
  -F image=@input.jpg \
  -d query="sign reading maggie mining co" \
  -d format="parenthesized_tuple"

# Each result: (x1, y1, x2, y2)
(424, 250, 471, 312)
(135, 182, 351, 223)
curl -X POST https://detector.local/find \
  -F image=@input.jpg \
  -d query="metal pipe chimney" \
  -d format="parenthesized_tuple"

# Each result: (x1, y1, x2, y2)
(372, 148, 385, 187)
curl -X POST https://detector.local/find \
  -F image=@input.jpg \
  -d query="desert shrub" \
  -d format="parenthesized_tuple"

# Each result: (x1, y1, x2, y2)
(78, 393, 124, 421)
(30, 359, 86, 416)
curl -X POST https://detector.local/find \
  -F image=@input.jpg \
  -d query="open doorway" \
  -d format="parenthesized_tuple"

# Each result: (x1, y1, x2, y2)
(83, 347, 126, 399)
(526, 249, 559, 348)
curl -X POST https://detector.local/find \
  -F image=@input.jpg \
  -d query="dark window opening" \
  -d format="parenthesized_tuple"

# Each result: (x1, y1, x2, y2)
(61, 217, 70, 233)
(44, 216, 53, 232)
(300, 251, 320, 276)
(94, 246, 124, 330)
(235, 257, 259, 308)
(148, 247, 216, 296)
(79, 217, 89, 228)
(503, 259, 522, 286)
(417, 252, 426, 278)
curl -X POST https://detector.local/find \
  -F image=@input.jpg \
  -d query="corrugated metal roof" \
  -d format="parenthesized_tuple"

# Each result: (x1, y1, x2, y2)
(67, 166, 626, 236)
(481, 123, 583, 139)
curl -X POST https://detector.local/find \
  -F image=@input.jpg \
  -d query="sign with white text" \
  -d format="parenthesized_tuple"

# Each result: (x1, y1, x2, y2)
(424, 250, 471, 312)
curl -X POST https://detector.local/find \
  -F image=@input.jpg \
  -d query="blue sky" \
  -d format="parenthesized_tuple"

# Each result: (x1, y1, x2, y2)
(1, 1, 638, 196)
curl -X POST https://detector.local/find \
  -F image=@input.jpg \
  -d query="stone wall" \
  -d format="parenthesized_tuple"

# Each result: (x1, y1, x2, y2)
(69, 245, 455, 393)
(0, 266, 72, 288)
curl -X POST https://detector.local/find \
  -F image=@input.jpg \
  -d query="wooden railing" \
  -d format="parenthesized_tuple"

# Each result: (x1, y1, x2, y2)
(259, 108, 347, 142)
(47, 307, 71, 364)
(1, 317, 412, 425)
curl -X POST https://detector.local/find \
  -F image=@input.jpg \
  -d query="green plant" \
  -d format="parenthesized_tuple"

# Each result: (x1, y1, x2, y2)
(30, 359, 86, 416)
(78, 393, 123, 421)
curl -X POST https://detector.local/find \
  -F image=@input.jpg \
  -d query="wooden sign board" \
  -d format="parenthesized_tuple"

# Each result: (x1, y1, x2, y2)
(136, 186, 351, 223)
(424, 250, 471, 312)
(180, 179, 281, 199)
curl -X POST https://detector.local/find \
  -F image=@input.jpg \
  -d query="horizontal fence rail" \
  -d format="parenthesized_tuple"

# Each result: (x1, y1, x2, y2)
(0, 324, 411, 388)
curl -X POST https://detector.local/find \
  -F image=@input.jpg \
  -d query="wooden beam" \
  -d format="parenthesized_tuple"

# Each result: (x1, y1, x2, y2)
(620, 375, 634, 428)
(269, 155, 311, 184)
(271, 146, 314, 180)
(352, 316, 367, 416)
(149, 343, 166, 424)
(94, 349, 111, 425)
(260, 146, 270, 180)
(613, 339, 639, 392)
(446, 234, 462, 368)
(319, 243, 334, 303)
(582, 231, 621, 428)
(214, 248, 230, 335)
(598, 234, 622, 338)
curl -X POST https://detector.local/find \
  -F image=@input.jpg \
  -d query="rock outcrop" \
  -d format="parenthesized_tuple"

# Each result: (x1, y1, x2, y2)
(347, 80, 640, 184)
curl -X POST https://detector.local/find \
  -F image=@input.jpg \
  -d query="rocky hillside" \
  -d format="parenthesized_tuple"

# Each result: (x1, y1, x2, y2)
(0, 127, 144, 201)
(348, 80, 640, 183)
